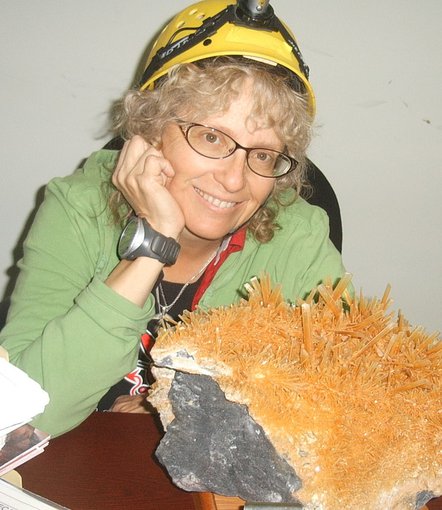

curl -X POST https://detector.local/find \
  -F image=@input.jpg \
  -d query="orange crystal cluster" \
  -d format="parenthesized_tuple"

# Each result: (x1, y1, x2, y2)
(151, 274, 442, 509)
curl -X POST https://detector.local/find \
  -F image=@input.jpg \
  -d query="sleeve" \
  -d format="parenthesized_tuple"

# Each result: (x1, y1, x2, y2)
(0, 170, 154, 437)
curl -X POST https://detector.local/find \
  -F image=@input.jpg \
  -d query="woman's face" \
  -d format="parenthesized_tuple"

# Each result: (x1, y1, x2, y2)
(161, 87, 282, 245)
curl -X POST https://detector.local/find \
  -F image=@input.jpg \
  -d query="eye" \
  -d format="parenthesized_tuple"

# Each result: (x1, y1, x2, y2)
(252, 150, 277, 165)
(257, 151, 272, 162)
(187, 125, 234, 158)
(198, 128, 231, 153)
(203, 131, 220, 145)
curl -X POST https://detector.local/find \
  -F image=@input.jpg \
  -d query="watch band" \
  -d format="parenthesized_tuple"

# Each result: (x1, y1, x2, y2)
(118, 217, 180, 265)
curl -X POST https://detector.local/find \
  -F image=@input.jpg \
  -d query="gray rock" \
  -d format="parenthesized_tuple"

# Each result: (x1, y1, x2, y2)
(415, 491, 435, 509)
(155, 372, 302, 503)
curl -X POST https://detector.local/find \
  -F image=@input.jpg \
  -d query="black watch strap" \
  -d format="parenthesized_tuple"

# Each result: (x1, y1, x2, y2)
(118, 217, 180, 265)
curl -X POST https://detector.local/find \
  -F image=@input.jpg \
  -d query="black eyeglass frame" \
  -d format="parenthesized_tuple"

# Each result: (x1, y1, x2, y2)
(179, 122, 298, 179)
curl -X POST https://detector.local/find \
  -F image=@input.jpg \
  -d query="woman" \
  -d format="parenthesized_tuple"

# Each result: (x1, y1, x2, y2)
(0, 0, 347, 436)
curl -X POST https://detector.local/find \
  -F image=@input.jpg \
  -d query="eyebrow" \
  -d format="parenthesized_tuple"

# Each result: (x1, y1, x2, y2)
(200, 122, 285, 152)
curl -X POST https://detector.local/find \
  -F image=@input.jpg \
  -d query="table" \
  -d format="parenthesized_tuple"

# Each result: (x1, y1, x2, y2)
(16, 412, 442, 510)
(17, 412, 200, 510)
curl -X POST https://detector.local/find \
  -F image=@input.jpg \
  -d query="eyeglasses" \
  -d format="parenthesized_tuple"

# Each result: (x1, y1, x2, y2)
(179, 123, 298, 178)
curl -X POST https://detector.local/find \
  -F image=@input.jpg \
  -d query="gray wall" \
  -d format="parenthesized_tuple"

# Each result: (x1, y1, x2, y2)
(1, 1, 441, 332)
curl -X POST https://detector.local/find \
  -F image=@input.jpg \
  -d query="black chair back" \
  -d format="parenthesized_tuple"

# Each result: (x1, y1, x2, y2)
(0, 297, 10, 331)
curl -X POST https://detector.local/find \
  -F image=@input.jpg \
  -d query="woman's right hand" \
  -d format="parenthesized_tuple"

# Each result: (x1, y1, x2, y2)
(112, 135, 185, 240)
(106, 136, 184, 307)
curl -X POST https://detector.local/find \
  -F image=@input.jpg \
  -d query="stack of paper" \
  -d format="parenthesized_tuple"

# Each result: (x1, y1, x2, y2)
(0, 349, 50, 476)
(0, 479, 69, 510)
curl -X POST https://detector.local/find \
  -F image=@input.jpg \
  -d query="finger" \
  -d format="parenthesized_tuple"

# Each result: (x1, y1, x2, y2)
(112, 139, 133, 187)
(116, 136, 149, 174)
(112, 136, 151, 190)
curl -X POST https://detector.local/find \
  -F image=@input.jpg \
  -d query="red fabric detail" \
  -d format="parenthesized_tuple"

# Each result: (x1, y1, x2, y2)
(124, 368, 146, 395)
(191, 227, 246, 310)
(140, 332, 155, 353)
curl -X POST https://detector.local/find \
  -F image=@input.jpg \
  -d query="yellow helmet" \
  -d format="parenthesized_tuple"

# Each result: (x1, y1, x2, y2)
(139, 0, 315, 115)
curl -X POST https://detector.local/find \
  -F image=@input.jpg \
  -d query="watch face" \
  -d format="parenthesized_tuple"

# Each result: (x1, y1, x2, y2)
(118, 217, 143, 258)
(118, 216, 180, 263)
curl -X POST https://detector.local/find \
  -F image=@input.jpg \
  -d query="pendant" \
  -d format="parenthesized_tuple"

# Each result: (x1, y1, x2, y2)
(152, 307, 175, 326)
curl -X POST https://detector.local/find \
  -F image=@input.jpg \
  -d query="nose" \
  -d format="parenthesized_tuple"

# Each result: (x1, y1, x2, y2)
(214, 149, 248, 192)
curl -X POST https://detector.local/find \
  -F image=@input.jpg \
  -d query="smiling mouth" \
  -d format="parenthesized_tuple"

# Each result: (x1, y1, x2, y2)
(195, 187, 238, 209)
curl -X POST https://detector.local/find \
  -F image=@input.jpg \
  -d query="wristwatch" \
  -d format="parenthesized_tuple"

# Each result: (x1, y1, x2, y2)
(118, 216, 180, 265)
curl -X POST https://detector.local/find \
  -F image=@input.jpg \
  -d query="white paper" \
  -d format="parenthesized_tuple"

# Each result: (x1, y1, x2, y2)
(0, 479, 69, 510)
(0, 358, 49, 433)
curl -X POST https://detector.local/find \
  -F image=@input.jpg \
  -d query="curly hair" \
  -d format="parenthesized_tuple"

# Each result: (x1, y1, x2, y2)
(110, 57, 313, 243)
